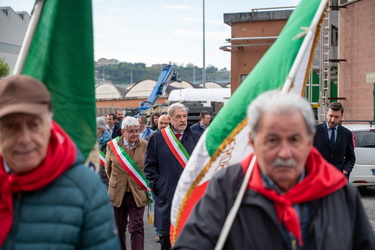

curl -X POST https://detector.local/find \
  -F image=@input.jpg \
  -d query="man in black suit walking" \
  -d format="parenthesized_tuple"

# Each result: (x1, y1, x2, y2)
(313, 102, 355, 178)
(106, 113, 122, 139)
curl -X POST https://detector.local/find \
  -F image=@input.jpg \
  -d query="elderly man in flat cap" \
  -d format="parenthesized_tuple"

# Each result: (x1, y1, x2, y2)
(0, 75, 120, 249)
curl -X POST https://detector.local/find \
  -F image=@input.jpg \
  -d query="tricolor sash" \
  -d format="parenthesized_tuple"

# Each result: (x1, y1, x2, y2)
(108, 137, 153, 203)
(99, 151, 106, 167)
(161, 127, 190, 168)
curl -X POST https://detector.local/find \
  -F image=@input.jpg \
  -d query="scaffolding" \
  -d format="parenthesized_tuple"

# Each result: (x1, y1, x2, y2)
(306, 0, 344, 123)
(318, 4, 332, 122)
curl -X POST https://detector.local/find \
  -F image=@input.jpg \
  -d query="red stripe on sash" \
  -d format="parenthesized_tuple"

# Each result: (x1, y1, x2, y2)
(161, 129, 187, 168)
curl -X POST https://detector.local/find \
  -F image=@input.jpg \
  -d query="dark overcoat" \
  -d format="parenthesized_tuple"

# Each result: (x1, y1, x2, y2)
(144, 127, 200, 231)
(313, 123, 355, 175)
(111, 122, 122, 139)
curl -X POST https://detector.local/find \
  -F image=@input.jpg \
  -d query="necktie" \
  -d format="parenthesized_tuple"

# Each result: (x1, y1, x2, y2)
(126, 144, 132, 149)
(175, 134, 181, 140)
(330, 128, 336, 148)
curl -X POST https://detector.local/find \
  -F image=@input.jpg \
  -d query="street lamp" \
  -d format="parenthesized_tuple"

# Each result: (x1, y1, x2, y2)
(202, 0, 206, 88)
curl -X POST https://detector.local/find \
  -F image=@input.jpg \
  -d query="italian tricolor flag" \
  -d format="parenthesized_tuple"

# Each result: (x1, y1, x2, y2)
(14, 0, 97, 167)
(171, 0, 328, 244)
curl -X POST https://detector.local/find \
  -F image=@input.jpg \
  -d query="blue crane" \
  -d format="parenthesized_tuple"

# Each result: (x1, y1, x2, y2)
(138, 64, 181, 115)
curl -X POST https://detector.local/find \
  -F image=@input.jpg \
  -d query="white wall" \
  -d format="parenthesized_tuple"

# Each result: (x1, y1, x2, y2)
(0, 7, 30, 73)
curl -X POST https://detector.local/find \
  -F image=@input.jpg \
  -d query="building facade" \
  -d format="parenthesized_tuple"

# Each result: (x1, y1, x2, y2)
(223, 9, 293, 93)
(338, 0, 375, 120)
(0, 6, 30, 73)
(223, 1, 375, 121)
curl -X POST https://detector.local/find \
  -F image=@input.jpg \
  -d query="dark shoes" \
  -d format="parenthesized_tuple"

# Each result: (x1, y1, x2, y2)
(155, 233, 160, 243)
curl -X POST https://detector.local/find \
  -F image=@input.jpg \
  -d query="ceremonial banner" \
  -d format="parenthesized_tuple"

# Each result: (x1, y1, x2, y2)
(171, 0, 328, 244)
(14, 0, 97, 167)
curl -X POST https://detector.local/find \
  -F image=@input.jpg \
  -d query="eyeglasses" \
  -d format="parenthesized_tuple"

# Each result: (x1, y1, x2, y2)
(126, 129, 140, 134)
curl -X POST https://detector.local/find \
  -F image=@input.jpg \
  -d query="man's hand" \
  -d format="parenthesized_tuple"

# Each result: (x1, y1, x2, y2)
(343, 170, 348, 175)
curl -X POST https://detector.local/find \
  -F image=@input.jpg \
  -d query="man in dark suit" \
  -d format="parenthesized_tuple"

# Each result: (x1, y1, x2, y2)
(144, 103, 200, 250)
(190, 111, 211, 135)
(313, 102, 355, 178)
(106, 113, 122, 139)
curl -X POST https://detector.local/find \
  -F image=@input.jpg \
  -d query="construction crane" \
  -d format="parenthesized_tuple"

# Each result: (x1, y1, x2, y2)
(138, 64, 181, 116)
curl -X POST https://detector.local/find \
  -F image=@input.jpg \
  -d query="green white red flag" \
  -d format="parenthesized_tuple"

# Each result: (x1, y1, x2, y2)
(170, 0, 328, 244)
(99, 151, 106, 167)
(14, 0, 97, 168)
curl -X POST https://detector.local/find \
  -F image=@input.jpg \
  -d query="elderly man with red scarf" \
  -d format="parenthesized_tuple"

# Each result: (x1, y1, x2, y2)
(0, 75, 120, 249)
(173, 90, 375, 250)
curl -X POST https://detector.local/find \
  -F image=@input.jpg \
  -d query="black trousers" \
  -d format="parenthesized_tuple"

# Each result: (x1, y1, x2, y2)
(159, 230, 171, 250)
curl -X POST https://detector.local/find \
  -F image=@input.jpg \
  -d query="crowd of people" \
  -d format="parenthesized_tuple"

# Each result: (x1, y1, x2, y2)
(1, 75, 374, 250)
(97, 105, 204, 250)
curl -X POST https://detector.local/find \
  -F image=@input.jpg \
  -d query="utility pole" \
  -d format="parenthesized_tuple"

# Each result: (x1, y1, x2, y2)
(202, 0, 206, 88)
(130, 64, 133, 84)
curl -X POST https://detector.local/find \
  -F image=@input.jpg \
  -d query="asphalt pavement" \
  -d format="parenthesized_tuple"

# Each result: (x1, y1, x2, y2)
(125, 212, 160, 250)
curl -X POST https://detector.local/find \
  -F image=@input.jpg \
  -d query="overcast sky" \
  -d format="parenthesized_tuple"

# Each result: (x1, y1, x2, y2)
(1, 0, 301, 69)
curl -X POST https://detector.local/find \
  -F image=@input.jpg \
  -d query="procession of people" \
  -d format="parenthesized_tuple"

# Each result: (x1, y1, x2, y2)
(1, 75, 374, 250)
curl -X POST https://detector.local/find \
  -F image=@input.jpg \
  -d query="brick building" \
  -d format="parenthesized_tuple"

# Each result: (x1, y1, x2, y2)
(338, 0, 375, 121)
(222, 9, 293, 93)
(223, 1, 375, 121)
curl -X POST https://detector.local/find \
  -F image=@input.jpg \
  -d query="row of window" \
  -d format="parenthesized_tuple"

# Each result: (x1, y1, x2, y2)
(96, 107, 138, 117)
(0, 42, 21, 55)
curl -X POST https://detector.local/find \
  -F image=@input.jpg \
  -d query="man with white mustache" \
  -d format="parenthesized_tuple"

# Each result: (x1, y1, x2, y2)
(145, 103, 201, 250)
(173, 90, 374, 250)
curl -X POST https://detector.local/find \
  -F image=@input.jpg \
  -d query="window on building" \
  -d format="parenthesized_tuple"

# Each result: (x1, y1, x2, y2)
(331, 25, 338, 47)
(1, 8, 8, 16)
(240, 74, 248, 84)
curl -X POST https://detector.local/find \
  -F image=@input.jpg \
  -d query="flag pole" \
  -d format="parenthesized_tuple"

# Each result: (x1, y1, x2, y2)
(13, 0, 45, 75)
(214, 155, 257, 250)
(281, 0, 329, 94)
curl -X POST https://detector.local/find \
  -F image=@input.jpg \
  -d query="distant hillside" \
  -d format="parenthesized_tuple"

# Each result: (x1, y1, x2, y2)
(95, 62, 230, 85)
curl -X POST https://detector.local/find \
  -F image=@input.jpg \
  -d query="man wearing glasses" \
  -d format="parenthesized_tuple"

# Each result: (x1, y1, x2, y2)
(106, 116, 149, 250)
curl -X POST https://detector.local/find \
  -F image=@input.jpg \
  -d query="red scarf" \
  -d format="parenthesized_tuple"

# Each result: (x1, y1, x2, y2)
(242, 147, 347, 246)
(0, 121, 76, 245)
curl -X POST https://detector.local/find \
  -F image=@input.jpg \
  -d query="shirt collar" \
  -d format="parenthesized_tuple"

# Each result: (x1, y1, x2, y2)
(261, 168, 306, 194)
(199, 122, 208, 129)
(172, 129, 184, 136)
(325, 121, 337, 130)
(123, 138, 135, 148)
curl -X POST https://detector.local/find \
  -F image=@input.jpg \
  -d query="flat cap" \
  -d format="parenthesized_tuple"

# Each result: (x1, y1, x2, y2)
(0, 75, 51, 118)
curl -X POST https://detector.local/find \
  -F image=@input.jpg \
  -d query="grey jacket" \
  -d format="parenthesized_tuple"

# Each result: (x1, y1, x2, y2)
(173, 164, 375, 250)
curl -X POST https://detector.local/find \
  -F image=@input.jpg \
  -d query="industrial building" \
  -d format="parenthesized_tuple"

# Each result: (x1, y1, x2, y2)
(0, 6, 30, 72)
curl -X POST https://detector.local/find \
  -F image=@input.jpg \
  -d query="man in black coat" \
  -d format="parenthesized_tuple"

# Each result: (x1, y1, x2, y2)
(106, 113, 122, 139)
(313, 102, 355, 178)
(145, 103, 200, 250)
(190, 111, 211, 135)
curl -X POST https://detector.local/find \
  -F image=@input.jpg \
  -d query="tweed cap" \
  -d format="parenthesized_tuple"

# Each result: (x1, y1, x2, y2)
(0, 75, 51, 118)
